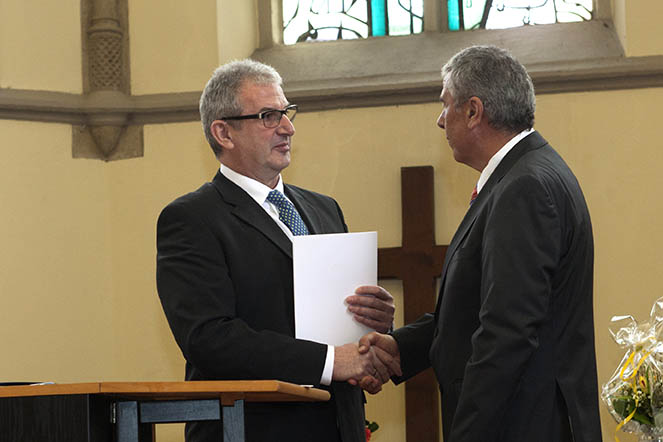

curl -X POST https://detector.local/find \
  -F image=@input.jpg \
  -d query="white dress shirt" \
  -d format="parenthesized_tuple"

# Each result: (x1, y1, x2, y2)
(220, 164, 335, 386)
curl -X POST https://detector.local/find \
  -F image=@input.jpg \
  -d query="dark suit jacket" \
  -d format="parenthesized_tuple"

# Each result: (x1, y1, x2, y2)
(156, 171, 365, 442)
(393, 132, 602, 442)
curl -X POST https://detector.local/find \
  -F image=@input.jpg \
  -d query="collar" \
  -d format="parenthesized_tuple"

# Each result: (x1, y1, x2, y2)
(219, 164, 285, 206)
(476, 128, 534, 194)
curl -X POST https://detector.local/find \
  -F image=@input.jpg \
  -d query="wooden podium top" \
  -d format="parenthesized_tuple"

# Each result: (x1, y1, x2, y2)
(0, 381, 330, 404)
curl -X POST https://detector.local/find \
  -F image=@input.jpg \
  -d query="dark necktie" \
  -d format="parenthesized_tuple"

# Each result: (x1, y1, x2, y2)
(266, 190, 310, 236)
(470, 185, 478, 205)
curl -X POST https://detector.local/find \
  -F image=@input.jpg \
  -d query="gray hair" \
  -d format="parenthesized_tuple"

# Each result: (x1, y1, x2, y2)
(199, 59, 283, 155)
(442, 45, 535, 133)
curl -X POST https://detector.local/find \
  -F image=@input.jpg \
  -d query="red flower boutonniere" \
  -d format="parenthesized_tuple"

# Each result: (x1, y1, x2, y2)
(365, 420, 379, 441)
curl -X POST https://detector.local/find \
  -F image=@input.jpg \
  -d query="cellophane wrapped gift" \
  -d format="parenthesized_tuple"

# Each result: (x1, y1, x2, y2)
(602, 297, 663, 439)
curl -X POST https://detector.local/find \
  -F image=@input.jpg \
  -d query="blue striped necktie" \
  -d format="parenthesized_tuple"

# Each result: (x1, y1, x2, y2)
(266, 190, 310, 236)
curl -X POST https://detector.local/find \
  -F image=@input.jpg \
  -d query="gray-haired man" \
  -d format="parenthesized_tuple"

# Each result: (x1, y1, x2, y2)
(361, 46, 602, 442)
(157, 59, 397, 442)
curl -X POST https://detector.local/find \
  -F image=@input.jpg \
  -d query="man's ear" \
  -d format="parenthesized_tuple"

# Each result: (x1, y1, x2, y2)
(210, 120, 235, 150)
(466, 96, 484, 129)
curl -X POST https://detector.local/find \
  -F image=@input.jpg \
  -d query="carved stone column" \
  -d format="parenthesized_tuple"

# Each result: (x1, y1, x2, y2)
(74, 0, 143, 161)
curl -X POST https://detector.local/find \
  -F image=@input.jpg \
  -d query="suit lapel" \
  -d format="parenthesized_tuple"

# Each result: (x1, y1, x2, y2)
(284, 185, 323, 234)
(212, 171, 293, 258)
(434, 197, 482, 318)
(435, 131, 549, 314)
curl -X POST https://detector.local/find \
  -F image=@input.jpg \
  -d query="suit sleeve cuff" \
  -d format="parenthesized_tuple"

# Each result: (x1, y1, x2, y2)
(320, 345, 334, 386)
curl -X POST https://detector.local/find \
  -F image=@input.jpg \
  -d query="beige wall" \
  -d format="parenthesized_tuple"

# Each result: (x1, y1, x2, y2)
(0, 120, 113, 380)
(1, 1, 663, 442)
(129, 0, 218, 94)
(127, 0, 258, 95)
(613, 0, 663, 56)
(216, 0, 258, 64)
(105, 122, 218, 380)
(0, 1, 82, 92)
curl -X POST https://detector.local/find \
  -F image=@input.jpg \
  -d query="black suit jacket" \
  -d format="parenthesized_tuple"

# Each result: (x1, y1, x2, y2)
(156, 171, 365, 442)
(393, 132, 602, 442)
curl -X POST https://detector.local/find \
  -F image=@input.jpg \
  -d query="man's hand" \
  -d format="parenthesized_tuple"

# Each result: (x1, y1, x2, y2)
(355, 332, 402, 394)
(345, 285, 395, 333)
(333, 343, 392, 394)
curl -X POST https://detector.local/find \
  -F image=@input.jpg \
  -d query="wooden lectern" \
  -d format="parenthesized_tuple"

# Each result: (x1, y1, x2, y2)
(0, 381, 330, 442)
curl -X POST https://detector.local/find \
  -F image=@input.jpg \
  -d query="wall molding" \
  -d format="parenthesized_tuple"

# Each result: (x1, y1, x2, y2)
(0, 89, 201, 125)
(2, 54, 663, 125)
(287, 55, 663, 111)
(2, 20, 663, 127)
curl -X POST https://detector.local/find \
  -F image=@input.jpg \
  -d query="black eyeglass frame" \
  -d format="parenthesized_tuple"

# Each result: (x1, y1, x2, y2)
(221, 104, 298, 128)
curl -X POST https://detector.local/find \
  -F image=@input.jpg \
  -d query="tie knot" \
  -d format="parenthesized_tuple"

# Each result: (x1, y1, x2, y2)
(470, 186, 478, 205)
(267, 190, 288, 208)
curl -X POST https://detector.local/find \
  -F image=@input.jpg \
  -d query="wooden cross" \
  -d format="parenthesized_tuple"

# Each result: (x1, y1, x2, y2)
(378, 166, 447, 442)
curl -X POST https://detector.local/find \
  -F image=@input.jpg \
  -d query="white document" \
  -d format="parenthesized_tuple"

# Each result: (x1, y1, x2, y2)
(293, 231, 377, 346)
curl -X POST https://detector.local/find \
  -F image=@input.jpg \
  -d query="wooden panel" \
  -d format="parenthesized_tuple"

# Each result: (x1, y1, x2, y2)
(0, 394, 112, 442)
(0, 382, 100, 398)
(0, 381, 328, 401)
(99, 381, 330, 402)
(0, 381, 330, 403)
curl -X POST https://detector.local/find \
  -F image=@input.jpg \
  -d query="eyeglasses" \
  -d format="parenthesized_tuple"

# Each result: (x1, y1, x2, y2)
(221, 104, 298, 128)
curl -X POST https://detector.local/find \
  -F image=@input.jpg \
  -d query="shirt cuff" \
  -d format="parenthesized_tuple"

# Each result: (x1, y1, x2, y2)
(320, 345, 334, 386)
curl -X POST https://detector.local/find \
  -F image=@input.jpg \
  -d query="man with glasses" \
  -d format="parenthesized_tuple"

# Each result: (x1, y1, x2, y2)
(156, 59, 396, 442)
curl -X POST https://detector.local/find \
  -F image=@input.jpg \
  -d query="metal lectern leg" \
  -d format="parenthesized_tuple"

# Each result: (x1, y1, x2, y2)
(116, 401, 139, 442)
(114, 397, 244, 442)
(222, 399, 245, 442)
(115, 401, 153, 442)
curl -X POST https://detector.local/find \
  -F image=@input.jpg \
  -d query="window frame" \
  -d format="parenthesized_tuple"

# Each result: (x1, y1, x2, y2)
(251, 0, 648, 112)
(260, 0, 612, 45)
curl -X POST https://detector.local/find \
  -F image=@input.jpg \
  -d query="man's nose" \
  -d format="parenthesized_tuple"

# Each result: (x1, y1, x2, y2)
(437, 114, 445, 129)
(278, 114, 295, 135)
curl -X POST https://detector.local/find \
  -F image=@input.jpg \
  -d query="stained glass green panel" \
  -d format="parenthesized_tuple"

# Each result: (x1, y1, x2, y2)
(448, 0, 460, 30)
(371, 0, 387, 36)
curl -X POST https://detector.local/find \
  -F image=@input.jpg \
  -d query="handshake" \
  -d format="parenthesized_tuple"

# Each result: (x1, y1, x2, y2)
(332, 332, 402, 394)
(330, 285, 401, 394)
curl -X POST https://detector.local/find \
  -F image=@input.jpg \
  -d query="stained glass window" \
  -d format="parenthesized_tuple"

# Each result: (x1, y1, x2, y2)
(448, 0, 593, 31)
(282, 0, 593, 44)
(283, 0, 424, 45)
